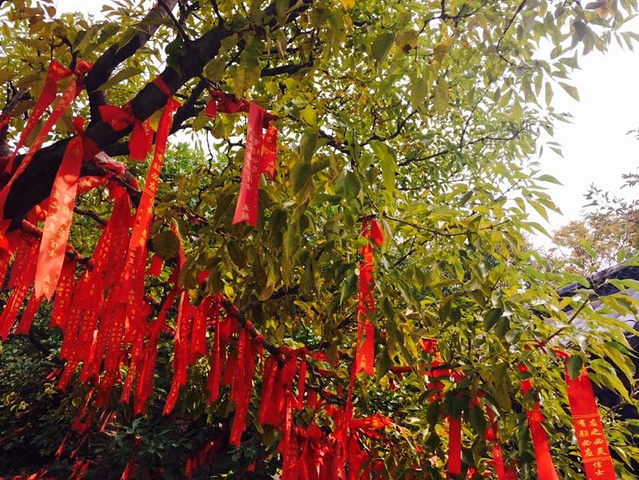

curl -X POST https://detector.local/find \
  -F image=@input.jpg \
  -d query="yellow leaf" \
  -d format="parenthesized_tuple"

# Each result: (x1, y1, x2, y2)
(339, 0, 355, 9)
(301, 105, 317, 126)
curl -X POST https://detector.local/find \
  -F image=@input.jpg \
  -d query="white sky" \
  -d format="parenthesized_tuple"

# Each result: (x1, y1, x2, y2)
(55, 1, 639, 245)
(533, 26, 639, 246)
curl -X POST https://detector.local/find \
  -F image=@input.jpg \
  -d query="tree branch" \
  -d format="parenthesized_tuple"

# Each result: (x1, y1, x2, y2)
(73, 207, 107, 226)
(4, 0, 314, 222)
(84, 0, 180, 95)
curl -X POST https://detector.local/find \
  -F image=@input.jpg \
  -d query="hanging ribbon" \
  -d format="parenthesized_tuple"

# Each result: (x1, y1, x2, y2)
(206, 91, 277, 227)
(119, 94, 180, 350)
(206, 301, 224, 404)
(484, 407, 516, 480)
(50, 259, 76, 329)
(34, 119, 86, 300)
(261, 123, 278, 179)
(0, 61, 91, 218)
(447, 416, 462, 477)
(0, 240, 38, 339)
(519, 364, 559, 480)
(134, 288, 178, 415)
(355, 217, 383, 377)
(232, 102, 267, 226)
(164, 290, 196, 415)
(563, 359, 616, 480)
(2, 61, 72, 176)
(229, 325, 258, 446)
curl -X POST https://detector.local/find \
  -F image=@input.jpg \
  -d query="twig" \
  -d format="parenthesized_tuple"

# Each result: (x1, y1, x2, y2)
(158, 0, 191, 43)
(74, 207, 107, 226)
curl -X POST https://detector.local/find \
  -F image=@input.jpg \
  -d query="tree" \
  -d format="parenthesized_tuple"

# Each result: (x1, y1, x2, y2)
(550, 172, 639, 273)
(0, 0, 638, 479)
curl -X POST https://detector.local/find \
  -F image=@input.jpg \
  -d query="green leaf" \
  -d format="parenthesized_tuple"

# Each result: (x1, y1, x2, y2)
(566, 355, 583, 380)
(301, 104, 317, 126)
(434, 77, 449, 115)
(300, 131, 319, 163)
(410, 75, 429, 108)
(483, 308, 502, 332)
(153, 230, 180, 260)
(343, 170, 361, 198)
(371, 32, 395, 64)
(468, 402, 486, 436)
(370, 140, 397, 191)
(536, 174, 562, 185)
(290, 162, 311, 194)
(493, 362, 512, 412)
(558, 82, 580, 101)
(97, 67, 143, 91)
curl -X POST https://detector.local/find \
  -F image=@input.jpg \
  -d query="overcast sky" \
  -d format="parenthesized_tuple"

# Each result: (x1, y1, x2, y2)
(533, 23, 639, 247)
(55, 0, 639, 244)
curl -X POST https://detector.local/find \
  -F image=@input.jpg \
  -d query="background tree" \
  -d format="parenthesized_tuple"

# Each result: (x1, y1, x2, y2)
(549, 168, 639, 273)
(0, 0, 638, 479)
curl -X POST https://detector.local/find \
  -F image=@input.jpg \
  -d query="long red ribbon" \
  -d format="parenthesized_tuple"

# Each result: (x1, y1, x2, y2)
(519, 365, 559, 480)
(447, 416, 462, 477)
(564, 363, 616, 479)
(0, 61, 90, 217)
(233, 102, 267, 226)
(34, 136, 83, 300)
(2, 61, 72, 176)
(355, 218, 383, 376)
(120, 96, 180, 342)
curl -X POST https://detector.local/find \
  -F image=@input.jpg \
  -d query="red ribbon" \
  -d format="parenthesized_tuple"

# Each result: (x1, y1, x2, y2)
(134, 288, 178, 415)
(119, 96, 180, 351)
(50, 259, 76, 329)
(99, 104, 154, 161)
(206, 302, 223, 404)
(164, 290, 195, 415)
(207, 91, 249, 115)
(355, 218, 383, 377)
(484, 407, 517, 480)
(2, 61, 72, 176)
(447, 416, 462, 477)
(14, 291, 43, 335)
(0, 240, 38, 339)
(564, 362, 616, 479)
(205, 91, 277, 227)
(0, 61, 91, 218)
(34, 133, 84, 300)
(519, 364, 559, 480)
(261, 123, 278, 179)
(232, 103, 267, 226)
(229, 326, 257, 446)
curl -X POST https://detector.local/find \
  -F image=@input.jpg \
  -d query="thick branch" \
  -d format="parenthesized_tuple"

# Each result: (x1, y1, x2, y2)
(84, 0, 180, 94)
(4, 0, 313, 222)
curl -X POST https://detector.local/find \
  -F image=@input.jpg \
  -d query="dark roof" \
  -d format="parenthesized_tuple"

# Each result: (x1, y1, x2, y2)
(557, 264, 639, 298)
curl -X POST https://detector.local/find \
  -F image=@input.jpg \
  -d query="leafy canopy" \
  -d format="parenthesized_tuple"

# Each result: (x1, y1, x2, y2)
(1, 0, 639, 479)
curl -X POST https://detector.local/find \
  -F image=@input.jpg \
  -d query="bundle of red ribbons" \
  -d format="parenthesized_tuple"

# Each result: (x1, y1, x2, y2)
(413, 336, 616, 480)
